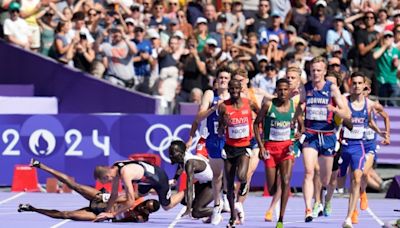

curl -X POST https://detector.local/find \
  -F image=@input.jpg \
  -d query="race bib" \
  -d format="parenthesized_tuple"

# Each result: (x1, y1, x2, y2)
(306, 106, 327, 121)
(365, 127, 375, 140)
(343, 126, 364, 139)
(228, 124, 249, 139)
(213, 121, 219, 135)
(269, 127, 291, 141)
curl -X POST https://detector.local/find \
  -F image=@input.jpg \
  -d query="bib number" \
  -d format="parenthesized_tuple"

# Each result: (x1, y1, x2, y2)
(365, 127, 375, 140)
(228, 125, 249, 139)
(306, 106, 327, 121)
(343, 126, 364, 139)
(213, 121, 219, 135)
(269, 127, 291, 141)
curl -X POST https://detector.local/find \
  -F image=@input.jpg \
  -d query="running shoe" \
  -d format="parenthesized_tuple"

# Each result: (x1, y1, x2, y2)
(239, 183, 249, 196)
(235, 202, 245, 224)
(276, 221, 284, 228)
(360, 192, 368, 210)
(351, 209, 359, 224)
(202, 216, 212, 223)
(342, 219, 353, 228)
(305, 208, 313, 222)
(18, 204, 33, 212)
(222, 193, 230, 212)
(30, 158, 41, 168)
(211, 203, 223, 225)
(312, 202, 323, 217)
(323, 201, 332, 217)
(265, 210, 273, 222)
(227, 218, 236, 228)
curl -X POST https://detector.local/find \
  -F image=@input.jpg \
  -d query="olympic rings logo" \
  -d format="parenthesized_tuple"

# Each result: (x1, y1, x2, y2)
(145, 123, 200, 163)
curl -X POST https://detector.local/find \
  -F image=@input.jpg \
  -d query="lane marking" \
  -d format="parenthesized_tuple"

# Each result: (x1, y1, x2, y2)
(168, 206, 187, 228)
(50, 219, 71, 228)
(366, 207, 385, 226)
(0, 192, 25, 205)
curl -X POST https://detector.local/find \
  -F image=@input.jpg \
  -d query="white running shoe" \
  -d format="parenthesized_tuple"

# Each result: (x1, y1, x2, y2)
(211, 203, 223, 225)
(235, 202, 245, 224)
(222, 194, 230, 212)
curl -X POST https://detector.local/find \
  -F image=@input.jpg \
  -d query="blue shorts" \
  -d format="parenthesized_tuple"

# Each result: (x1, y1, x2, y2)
(206, 137, 225, 159)
(302, 132, 336, 156)
(339, 141, 366, 177)
(364, 140, 377, 155)
(250, 137, 258, 149)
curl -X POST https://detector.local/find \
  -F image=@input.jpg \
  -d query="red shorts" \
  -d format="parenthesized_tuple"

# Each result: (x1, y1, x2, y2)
(196, 137, 209, 158)
(263, 140, 294, 168)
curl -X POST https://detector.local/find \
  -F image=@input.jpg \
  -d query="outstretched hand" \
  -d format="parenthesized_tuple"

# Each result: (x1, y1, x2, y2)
(93, 212, 114, 222)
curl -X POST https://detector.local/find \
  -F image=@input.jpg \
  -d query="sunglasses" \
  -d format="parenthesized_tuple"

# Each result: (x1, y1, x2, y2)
(169, 2, 178, 5)
(329, 63, 340, 67)
(364, 87, 371, 91)
(11, 10, 19, 13)
(384, 35, 393, 38)
(259, 4, 269, 7)
(88, 12, 97, 16)
(365, 16, 375, 20)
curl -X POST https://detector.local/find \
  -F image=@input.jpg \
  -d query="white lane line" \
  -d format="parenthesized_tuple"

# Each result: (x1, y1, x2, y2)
(168, 206, 187, 228)
(366, 207, 385, 226)
(0, 192, 25, 205)
(50, 219, 71, 228)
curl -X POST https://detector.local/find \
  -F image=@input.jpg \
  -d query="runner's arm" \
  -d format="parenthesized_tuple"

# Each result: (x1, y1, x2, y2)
(218, 104, 227, 137)
(187, 90, 215, 147)
(331, 84, 351, 121)
(254, 102, 270, 158)
(372, 100, 390, 144)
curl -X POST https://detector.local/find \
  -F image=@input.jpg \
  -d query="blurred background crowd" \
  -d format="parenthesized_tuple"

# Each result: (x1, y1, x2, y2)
(1, 0, 400, 113)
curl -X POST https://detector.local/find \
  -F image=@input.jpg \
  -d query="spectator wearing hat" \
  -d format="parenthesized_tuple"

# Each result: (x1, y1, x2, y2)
(176, 10, 193, 39)
(373, 30, 400, 107)
(200, 38, 225, 82)
(3, 1, 32, 50)
(99, 27, 137, 87)
(133, 24, 154, 93)
(283, 0, 310, 35)
(328, 56, 350, 93)
(195, 17, 209, 52)
(20, 0, 43, 51)
(375, 8, 392, 33)
(149, 1, 170, 32)
(251, 62, 278, 95)
(302, 0, 333, 56)
(267, 11, 287, 47)
(160, 18, 181, 46)
(148, 29, 162, 89)
(292, 36, 312, 68)
(166, 0, 181, 21)
(124, 18, 136, 40)
(266, 34, 284, 67)
(356, 9, 381, 95)
(326, 13, 352, 58)
(283, 25, 297, 53)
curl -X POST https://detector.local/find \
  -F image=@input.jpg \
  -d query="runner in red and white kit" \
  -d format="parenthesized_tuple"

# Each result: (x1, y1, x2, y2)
(218, 79, 259, 228)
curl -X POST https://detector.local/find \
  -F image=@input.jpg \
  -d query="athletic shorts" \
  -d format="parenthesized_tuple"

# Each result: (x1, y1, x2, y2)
(339, 141, 366, 177)
(206, 137, 225, 159)
(302, 132, 336, 156)
(263, 140, 294, 168)
(363, 140, 377, 156)
(250, 137, 259, 149)
(332, 148, 342, 172)
(137, 166, 171, 207)
(223, 144, 251, 160)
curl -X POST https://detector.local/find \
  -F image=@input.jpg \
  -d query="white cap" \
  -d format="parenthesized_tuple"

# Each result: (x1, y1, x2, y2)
(393, 9, 400, 17)
(147, 28, 160, 39)
(196, 17, 208, 25)
(125, 17, 135, 24)
(206, 38, 218, 46)
(268, 34, 280, 43)
(173, 30, 185, 39)
(315, 0, 327, 7)
(384, 30, 394, 36)
(258, 55, 268, 62)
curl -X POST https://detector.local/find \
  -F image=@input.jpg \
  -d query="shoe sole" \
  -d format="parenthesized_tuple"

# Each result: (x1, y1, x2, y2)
(305, 216, 313, 223)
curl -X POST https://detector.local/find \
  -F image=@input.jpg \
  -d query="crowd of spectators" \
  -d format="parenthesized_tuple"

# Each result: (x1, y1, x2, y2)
(1, 0, 400, 113)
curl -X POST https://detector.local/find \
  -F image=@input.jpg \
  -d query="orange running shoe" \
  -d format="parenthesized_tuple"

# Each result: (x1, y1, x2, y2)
(360, 192, 368, 210)
(351, 209, 359, 224)
(265, 210, 273, 222)
(305, 208, 313, 223)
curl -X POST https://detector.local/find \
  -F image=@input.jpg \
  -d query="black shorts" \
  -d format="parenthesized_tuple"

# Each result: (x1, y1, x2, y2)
(137, 166, 171, 207)
(89, 200, 107, 215)
(332, 148, 342, 172)
(181, 181, 212, 206)
(224, 144, 251, 160)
